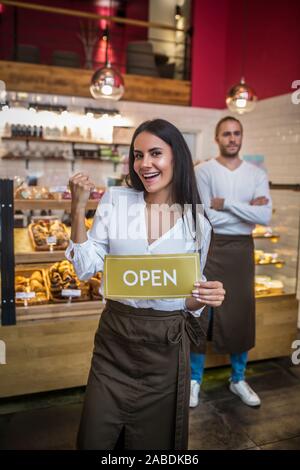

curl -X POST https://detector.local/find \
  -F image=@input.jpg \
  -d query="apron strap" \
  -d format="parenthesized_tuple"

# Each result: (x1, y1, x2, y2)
(167, 311, 206, 450)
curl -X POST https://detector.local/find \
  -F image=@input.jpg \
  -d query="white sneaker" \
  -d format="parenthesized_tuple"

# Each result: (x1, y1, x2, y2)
(189, 380, 200, 408)
(229, 380, 261, 407)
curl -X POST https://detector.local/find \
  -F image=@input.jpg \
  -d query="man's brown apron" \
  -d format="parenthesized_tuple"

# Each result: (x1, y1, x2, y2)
(194, 234, 255, 355)
(77, 300, 205, 450)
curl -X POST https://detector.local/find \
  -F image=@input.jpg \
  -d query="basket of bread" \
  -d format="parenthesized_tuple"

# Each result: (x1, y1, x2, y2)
(47, 260, 91, 302)
(28, 220, 69, 251)
(15, 185, 56, 200)
(255, 275, 284, 297)
(15, 268, 50, 305)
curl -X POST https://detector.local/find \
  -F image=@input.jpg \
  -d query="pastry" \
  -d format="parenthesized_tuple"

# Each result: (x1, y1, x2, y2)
(30, 279, 46, 292)
(15, 275, 27, 284)
(255, 285, 269, 296)
(15, 284, 26, 292)
(266, 280, 284, 294)
(254, 250, 264, 264)
(85, 218, 93, 230)
(89, 272, 102, 299)
(31, 271, 44, 282)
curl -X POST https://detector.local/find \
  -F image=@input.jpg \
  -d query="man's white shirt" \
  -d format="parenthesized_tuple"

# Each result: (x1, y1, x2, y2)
(195, 158, 272, 235)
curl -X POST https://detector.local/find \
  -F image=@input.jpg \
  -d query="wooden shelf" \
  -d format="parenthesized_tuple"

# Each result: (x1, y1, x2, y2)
(253, 234, 280, 241)
(2, 136, 127, 146)
(14, 199, 98, 211)
(3, 156, 68, 161)
(15, 293, 295, 322)
(14, 227, 69, 264)
(15, 251, 66, 264)
(255, 291, 288, 299)
(255, 260, 285, 266)
(16, 300, 103, 322)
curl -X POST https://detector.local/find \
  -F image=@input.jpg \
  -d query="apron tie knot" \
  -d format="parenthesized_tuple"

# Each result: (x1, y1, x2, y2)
(167, 311, 206, 347)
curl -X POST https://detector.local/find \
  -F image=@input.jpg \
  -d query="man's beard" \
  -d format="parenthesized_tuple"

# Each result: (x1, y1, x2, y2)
(219, 143, 241, 158)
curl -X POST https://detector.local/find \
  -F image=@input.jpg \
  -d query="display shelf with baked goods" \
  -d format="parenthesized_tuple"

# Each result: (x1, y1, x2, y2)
(14, 198, 99, 211)
(0, 176, 106, 326)
(252, 224, 280, 242)
(14, 260, 103, 320)
(13, 183, 104, 211)
(254, 249, 285, 267)
(253, 187, 300, 300)
(14, 227, 68, 263)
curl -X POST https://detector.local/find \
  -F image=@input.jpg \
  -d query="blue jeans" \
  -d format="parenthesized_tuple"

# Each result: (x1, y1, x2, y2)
(190, 307, 248, 384)
(190, 350, 248, 384)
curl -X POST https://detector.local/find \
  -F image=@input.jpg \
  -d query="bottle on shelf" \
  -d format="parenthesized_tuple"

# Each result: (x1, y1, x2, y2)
(21, 125, 27, 137)
(4, 122, 11, 137)
(16, 124, 22, 137)
(62, 126, 69, 138)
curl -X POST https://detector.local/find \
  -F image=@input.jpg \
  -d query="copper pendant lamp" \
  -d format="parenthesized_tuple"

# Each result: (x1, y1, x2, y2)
(90, 5, 124, 101)
(225, 0, 257, 114)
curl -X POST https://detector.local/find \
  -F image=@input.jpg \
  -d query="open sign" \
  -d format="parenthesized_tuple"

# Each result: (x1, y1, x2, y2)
(104, 253, 200, 299)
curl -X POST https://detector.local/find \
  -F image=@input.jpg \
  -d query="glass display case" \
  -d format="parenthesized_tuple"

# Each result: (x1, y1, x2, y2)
(254, 187, 299, 298)
(1, 179, 106, 324)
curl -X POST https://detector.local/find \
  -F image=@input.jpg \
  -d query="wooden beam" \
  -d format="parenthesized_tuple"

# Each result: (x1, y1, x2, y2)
(0, 0, 186, 32)
(0, 61, 191, 106)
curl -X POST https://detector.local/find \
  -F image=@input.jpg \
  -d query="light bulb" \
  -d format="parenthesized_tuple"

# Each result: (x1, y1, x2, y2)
(226, 78, 257, 114)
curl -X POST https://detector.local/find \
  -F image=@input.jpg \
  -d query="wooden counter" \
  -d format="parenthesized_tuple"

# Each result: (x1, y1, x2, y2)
(0, 294, 298, 398)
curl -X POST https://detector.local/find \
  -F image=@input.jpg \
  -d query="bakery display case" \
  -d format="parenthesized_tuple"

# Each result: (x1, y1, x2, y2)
(7, 183, 105, 322)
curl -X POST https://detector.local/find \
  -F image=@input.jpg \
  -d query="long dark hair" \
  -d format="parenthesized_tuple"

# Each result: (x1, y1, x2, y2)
(127, 119, 210, 243)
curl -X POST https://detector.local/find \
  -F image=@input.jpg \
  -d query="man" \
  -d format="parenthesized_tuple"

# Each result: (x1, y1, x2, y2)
(190, 116, 272, 408)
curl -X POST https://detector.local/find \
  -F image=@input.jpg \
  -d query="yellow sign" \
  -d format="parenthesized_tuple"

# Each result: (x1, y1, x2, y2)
(104, 253, 200, 299)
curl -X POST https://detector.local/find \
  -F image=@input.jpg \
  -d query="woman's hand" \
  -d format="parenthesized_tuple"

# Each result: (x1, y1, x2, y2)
(69, 173, 95, 209)
(185, 281, 225, 311)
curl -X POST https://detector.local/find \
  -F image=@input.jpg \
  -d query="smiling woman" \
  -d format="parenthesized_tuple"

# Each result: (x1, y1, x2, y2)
(66, 118, 225, 450)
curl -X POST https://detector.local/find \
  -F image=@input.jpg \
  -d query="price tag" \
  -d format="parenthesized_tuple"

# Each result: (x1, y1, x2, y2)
(61, 289, 81, 297)
(16, 292, 36, 300)
(49, 186, 67, 193)
(47, 236, 57, 245)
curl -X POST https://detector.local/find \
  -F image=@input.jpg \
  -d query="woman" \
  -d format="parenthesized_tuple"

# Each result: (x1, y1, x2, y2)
(66, 119, 225, 450)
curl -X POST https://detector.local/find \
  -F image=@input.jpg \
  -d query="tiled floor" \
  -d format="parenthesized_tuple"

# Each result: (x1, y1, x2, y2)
(0, 357, 299, 450)
(189, 357, 300, 450)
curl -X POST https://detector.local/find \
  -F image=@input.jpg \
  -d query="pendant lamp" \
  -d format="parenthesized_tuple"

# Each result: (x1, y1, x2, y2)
(226, 77, 257, 114)
(90, 13, 124, 100)
(225, 0, 257, 114)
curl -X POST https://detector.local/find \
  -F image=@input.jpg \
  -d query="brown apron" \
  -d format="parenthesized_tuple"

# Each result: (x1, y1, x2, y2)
(194, 234, 255, 355)
(77, 300, 205, 450)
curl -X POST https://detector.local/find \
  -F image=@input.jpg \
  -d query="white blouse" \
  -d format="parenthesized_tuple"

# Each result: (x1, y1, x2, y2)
(65, 187, 211, 317)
